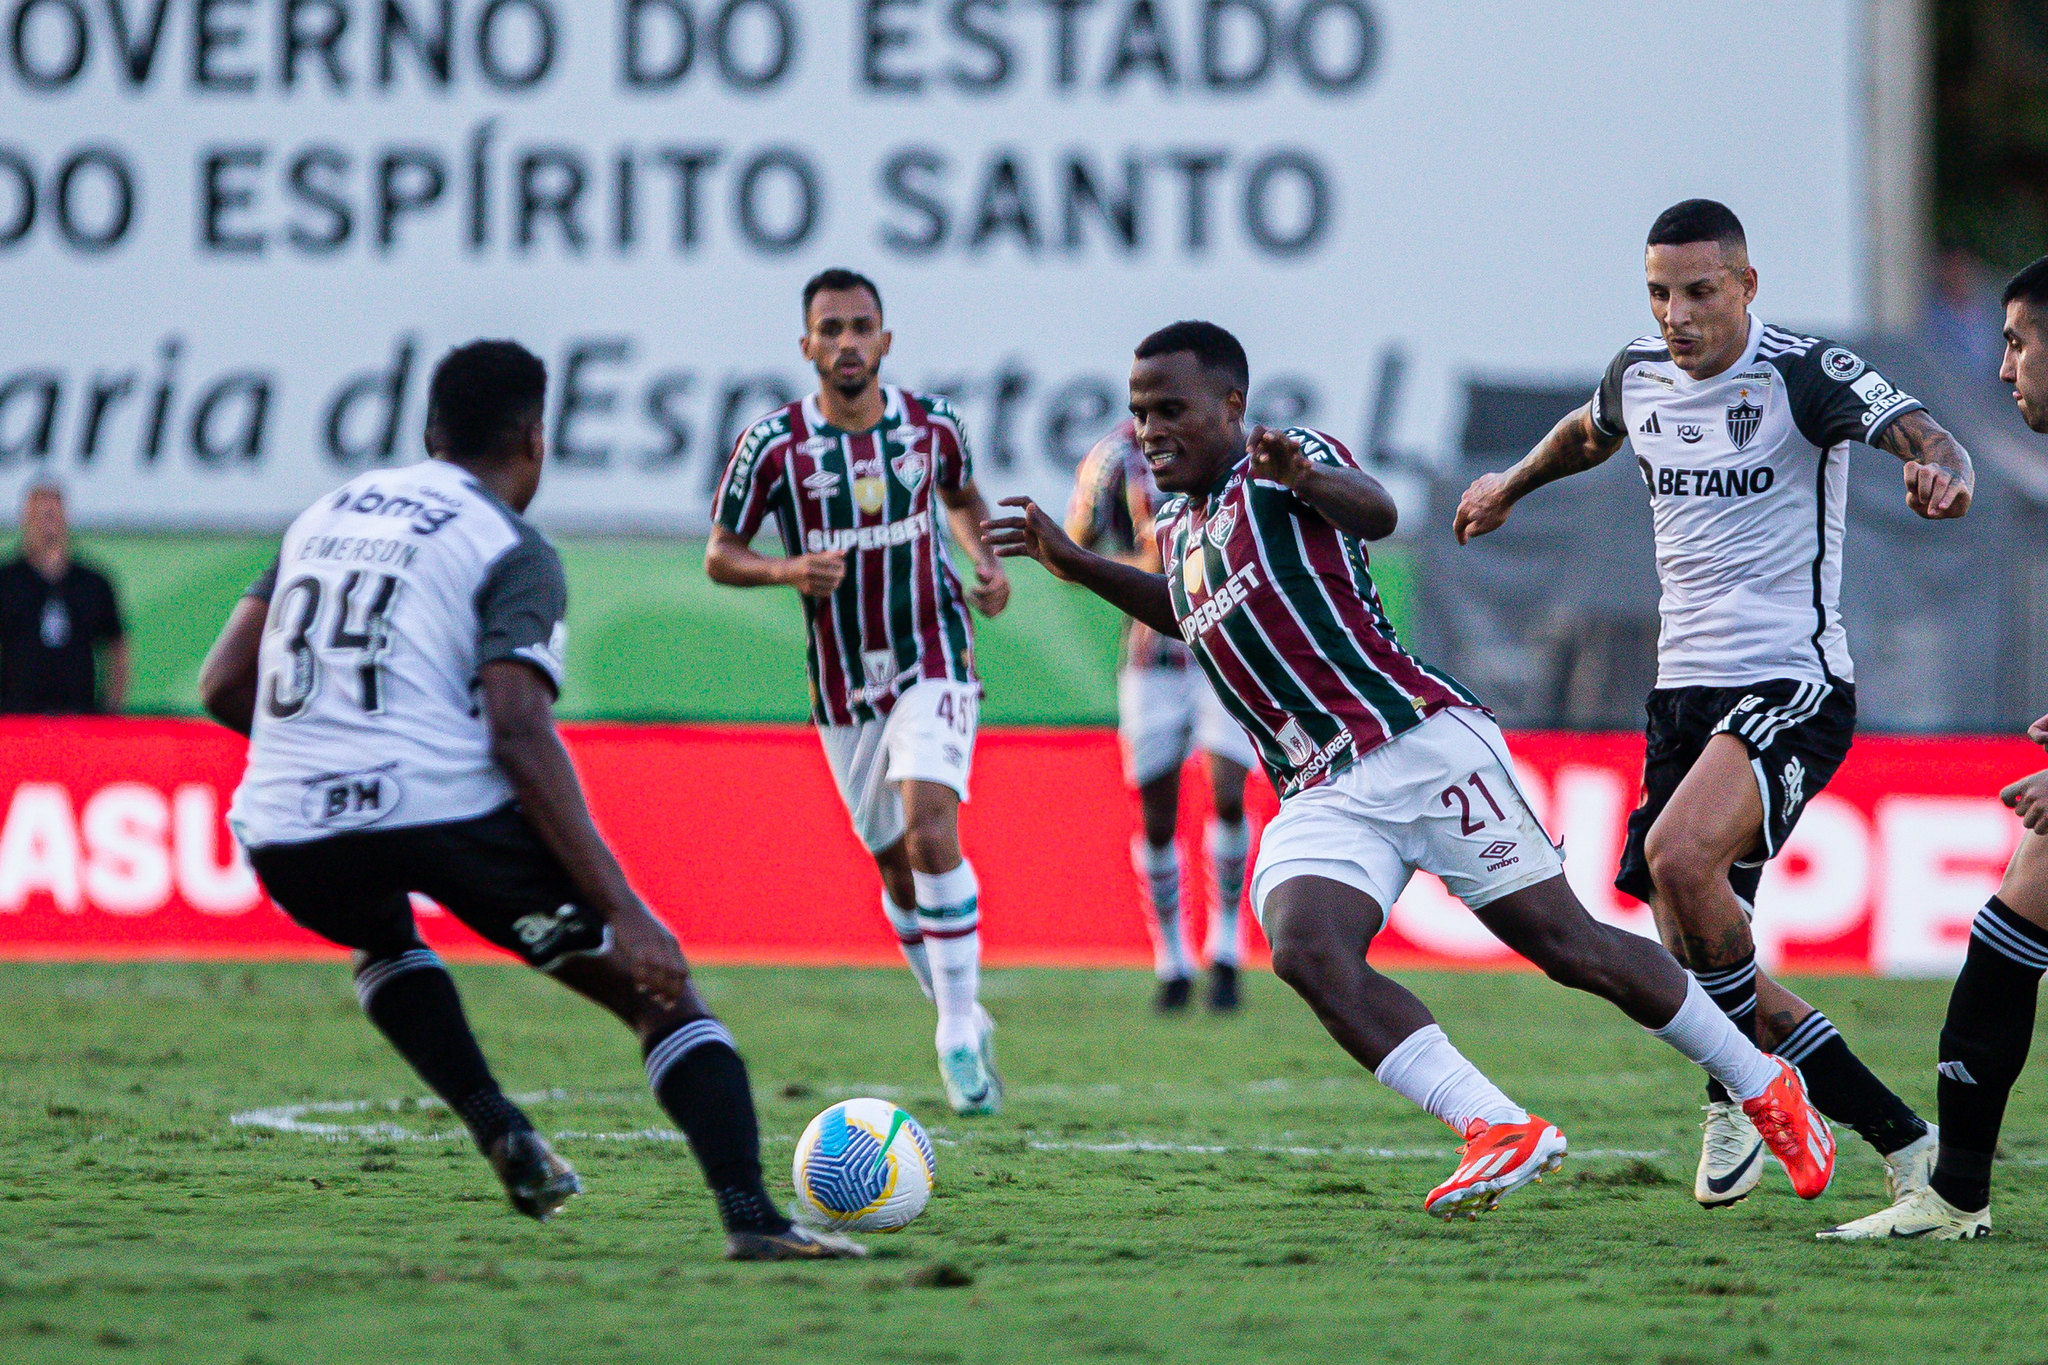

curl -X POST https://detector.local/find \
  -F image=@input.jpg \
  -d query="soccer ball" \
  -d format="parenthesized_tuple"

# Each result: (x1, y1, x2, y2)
(791, 1097, 936, 1232)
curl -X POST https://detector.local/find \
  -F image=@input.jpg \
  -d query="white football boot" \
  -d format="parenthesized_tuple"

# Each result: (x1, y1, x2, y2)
(1695, 1100, 1768, 1208)
(1817, 1185, 1990, 1241)
(1882, 1124, 1939, 1202)
(974, 1005, 1004, 1104)
(939, 1010, 1002, 1117)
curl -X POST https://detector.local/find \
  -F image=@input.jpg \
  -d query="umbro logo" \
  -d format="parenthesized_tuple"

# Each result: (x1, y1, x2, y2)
(1480, 841, 1517, 860)
(1638, 412, 1661, 434)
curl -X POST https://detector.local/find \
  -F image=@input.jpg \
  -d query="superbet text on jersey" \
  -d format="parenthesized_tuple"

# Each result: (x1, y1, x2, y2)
(228, 459, 568, 849)
(1589, 317, 1925, 688)
(1157, 428, 1481, 798)
(714, 386, 979, 727)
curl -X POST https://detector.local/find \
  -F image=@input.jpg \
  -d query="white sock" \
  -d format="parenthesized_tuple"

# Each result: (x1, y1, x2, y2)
(1650, 974, 1779, 1102)
(881, 888, 934, 1002)
(915, 860, 982, 1054)
(1374, 1024, 1529, 1133)
(1131, 835, 1195, 980)
(1204, 816, 1249, 968)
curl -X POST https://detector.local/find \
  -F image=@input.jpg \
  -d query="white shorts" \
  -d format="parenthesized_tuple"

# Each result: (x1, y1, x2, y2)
(1249, 709, 1562, 927)
(818, 679, 980, 852)
(1118, 665, 1259, 787)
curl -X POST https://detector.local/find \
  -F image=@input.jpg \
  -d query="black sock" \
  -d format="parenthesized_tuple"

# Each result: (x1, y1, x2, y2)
(1775, 1010, 1927, 1156)
(644, 1017, 789, 1235)
(354, 947, 532, 1151)
(1930, 898, 2048, 1213)
(1695, 957, 1760, 1106)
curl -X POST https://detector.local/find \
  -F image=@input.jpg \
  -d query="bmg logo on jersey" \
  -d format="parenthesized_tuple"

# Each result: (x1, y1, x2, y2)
(300, 766, 404, 831)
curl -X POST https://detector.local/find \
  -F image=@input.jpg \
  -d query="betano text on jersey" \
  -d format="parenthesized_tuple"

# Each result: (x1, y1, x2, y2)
(1590, 316, 1924, 688)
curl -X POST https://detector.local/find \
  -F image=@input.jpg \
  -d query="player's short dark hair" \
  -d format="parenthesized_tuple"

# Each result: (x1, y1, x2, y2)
(2002, 256, 2048, 311)
(1134, 320, 1250, 393)
(426, 340, 546, 463)
(1646, 199, 1747, 252)
(803, 268, 883, 323)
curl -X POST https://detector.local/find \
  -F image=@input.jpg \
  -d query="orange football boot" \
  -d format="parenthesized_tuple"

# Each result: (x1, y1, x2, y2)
(1741, 1056, 1836, 1200)
(1423, 1115, 1568, 1220)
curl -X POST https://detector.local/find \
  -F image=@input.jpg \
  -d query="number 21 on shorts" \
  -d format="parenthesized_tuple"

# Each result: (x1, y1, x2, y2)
(1440, 773, 1506, 835)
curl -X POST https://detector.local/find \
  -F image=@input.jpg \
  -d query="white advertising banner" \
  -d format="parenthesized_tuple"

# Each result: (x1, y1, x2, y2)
(1, 0, 1869, 532)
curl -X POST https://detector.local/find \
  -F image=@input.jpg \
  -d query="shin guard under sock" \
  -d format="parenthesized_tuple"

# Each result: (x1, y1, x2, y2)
(1775, 1010, 1928, 1156)
(644, 1017, 789, 1235)
(354, 947, 530, 1150)
(1930, 898, 2048, 1212)
(1695, 956, 1760, 1106)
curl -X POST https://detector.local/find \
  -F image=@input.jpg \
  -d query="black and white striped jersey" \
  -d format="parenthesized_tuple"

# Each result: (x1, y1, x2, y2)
(228, 458, 569, 849)
(1588, 314, 1923, 688)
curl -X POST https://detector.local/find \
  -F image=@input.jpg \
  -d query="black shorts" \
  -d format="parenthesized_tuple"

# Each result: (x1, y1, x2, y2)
(248, 803, 608, 968)
(1614, 679, 1855, 905)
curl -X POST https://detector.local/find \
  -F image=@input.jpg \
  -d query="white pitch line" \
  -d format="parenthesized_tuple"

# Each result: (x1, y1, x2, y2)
(226, 1092, 1676, 1162)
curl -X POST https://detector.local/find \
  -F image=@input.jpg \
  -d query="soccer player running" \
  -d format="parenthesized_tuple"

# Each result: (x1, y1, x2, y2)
(1824, 256, 2048, 1240)
(198, 341, 860, 1261)
(1454, 200, 1971, 1209)
(986, 321, 1835, 1220)
(1068, 420, 1258, 1013)
(705, 270, 1011, 1115)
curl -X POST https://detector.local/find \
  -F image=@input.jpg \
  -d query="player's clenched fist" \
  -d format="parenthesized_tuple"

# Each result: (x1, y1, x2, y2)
(782, 550, 847, 598)
(2002, 771, 2048, 835)
(1903, 459, 1972, 520)
(1452, 472, 1513, 544)
(1247, 424, 1310, 488)
(969, 559, 1011, 617)
(982, 496, 1086, 582)
(611, 902, 693, 1008)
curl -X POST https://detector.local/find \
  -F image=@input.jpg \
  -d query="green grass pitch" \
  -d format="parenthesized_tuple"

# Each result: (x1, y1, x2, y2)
(3, 963, 2043, 1363)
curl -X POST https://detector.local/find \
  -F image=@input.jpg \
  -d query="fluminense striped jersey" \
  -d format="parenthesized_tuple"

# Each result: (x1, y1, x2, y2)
(1159, 429, 1480, 798)
(714, 386, 978, 727)
(1068, 420, 1186, 671)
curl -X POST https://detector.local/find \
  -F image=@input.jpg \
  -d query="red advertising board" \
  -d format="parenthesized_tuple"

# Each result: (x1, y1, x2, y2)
(0, 718, 2037, 977)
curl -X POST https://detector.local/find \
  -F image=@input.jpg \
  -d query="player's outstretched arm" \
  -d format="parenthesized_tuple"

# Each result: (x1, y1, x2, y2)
(983, 497, 1180, 637)
(478, 659, 691, 1008)
(703, 526, 847, 598)
(198, 596, 268, 736)
(939, 480, 1011, 617)
(1247, 425, 1398, 540)
(1876, 409, 1974, 519)
(1453, 404, 1624, 544)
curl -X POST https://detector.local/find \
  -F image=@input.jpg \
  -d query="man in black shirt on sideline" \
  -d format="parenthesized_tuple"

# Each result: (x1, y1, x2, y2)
(0, 482, 127, 715)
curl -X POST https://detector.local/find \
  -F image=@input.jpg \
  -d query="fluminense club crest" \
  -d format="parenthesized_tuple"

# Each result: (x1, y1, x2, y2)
(1206, 505, 1238, 548)
(1726, 389, 1762, 451)
(890, 449, 927, 492)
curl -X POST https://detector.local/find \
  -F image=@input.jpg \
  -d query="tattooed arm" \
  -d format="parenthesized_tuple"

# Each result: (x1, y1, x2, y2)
(1452, 403, 1626, 544)
(1874, 409, 1973, 519)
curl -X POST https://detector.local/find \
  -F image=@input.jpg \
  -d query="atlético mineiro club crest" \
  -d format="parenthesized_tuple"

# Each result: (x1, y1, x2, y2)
(1726, 390, 1762, 451)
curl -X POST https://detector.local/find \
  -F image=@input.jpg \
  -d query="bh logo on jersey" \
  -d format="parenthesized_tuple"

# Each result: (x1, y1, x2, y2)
(300, 767, 403, 831)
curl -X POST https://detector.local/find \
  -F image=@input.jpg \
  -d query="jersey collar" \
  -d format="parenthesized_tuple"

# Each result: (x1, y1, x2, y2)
(802, 384, 903, 437)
